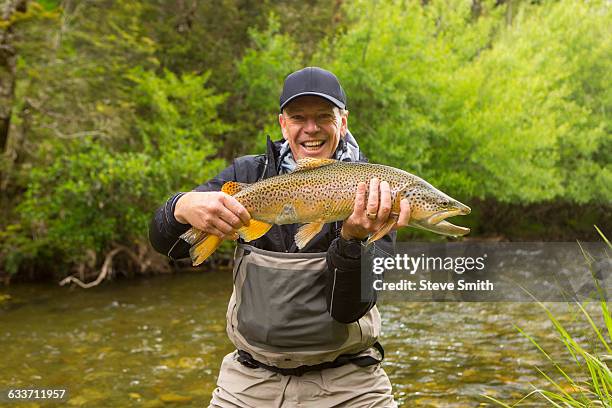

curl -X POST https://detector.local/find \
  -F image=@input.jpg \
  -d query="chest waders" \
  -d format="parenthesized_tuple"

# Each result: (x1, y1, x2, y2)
(226, 244, 383, 376)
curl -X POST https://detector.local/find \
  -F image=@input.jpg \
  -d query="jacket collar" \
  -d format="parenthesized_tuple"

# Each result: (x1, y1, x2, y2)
(265, 130, 365, 177)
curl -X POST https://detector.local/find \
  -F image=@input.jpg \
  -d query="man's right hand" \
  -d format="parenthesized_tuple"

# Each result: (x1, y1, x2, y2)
(174, 192, 251, 240)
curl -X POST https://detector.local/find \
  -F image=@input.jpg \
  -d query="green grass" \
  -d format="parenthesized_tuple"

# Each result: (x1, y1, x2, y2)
(483, 226, 612, 407)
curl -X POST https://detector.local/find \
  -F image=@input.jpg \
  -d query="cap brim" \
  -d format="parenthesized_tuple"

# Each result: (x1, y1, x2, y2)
(280, 92, 346, 111)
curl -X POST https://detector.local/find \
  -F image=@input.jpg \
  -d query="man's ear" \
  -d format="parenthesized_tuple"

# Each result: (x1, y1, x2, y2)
(279, 113, 288, 141)
(340, 111, 348, 137)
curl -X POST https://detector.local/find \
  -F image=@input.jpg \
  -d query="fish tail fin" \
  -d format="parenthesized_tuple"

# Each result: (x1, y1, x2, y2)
(222, 181, 249, 196)
(237, 219, 273, 242)
(180, 228, 206, 245)
(180, 228, 223, 266)
(190, 234, 223, 266)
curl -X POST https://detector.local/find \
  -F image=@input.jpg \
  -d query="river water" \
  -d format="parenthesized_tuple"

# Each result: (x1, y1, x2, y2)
(0, 270, 603, 407)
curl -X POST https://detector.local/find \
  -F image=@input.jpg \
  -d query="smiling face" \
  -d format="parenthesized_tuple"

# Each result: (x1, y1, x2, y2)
(279, 95, 348, 160)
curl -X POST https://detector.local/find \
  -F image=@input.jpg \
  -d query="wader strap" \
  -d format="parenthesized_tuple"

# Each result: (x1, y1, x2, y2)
(236, 342, 385, 377)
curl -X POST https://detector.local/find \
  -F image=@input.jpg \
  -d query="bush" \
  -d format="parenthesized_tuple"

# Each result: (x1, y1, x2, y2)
(1, 69, 227, 278)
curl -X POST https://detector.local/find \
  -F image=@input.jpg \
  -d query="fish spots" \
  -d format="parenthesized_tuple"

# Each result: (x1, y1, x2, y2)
(237, 160, 459, 225)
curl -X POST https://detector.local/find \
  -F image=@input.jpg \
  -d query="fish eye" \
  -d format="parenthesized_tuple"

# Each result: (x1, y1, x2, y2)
(441, 200, 449, 206)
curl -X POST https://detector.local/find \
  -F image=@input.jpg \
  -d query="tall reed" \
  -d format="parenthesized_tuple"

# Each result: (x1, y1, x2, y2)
(484, 226, 611, 407)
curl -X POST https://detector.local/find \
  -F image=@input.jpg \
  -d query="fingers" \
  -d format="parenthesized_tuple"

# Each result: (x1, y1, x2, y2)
(378, 181, 391, 219)
(341, 182, 368, 241)
(353, 182, 367, 212)
(366, 178, 380, 217)
(396, 198, 411, 228)
(208, 221, 240, 241)
(214, 199, 251, 238)
(210, 194, 250, 239)
(207, 225, 228, 239)
(223, 195, 251, 227)
(361, 178, 394, 222)
(217, 205, 244, 230)
(211, 216, 235, 237)
(178, 192, 249, 240)
(344, 179, 397, 240)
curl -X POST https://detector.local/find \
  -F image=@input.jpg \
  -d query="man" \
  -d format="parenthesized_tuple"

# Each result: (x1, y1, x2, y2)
(149, 67, 410, 407)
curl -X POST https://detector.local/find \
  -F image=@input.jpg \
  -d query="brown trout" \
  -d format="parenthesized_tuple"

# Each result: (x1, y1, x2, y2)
(181, 158, 471, 265)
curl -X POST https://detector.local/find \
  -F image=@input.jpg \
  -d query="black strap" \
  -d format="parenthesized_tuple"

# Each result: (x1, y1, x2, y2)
(236, 342, 384, 377)
(350, 341, 385, 367)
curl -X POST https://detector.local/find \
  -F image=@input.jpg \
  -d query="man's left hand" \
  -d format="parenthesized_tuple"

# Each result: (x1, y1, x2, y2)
(340, 178, 411, 241)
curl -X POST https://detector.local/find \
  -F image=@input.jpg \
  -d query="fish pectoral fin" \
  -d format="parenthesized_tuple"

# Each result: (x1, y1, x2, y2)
(294, 222, 325, 249)
(238, 219, 273, 242)
(365, 191, 403, 245)
(222, 181, 249, 196)
(366, 215, 398, 246)
(190, 234, 223, 266)
(293, 158, 337, 172)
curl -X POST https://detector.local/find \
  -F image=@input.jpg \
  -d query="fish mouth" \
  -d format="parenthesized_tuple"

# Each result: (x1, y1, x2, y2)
(411, 205, 472, 237)
(426, 204, 471, 225)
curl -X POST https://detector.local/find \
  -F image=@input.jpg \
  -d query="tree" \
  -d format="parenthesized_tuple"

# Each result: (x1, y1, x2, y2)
(0, 0, 28, 153)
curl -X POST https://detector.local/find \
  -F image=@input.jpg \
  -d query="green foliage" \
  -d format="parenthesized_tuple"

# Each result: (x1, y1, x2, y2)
(35, 0, 60, 11)
(449, 0, 611, 203)
(234, 14, 304, 153)
(1, 0, 610, 277)
(127, 68, 230, 151)
(484, 229, 612, 406)
(320, 0, 611, 204)
(2, 68, 226, 275)
(8, 0, 159, 171)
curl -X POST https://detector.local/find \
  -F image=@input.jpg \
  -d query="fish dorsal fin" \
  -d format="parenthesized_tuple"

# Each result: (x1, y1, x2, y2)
(293, 158, 337, 172)
(222, 181, 248, 196)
